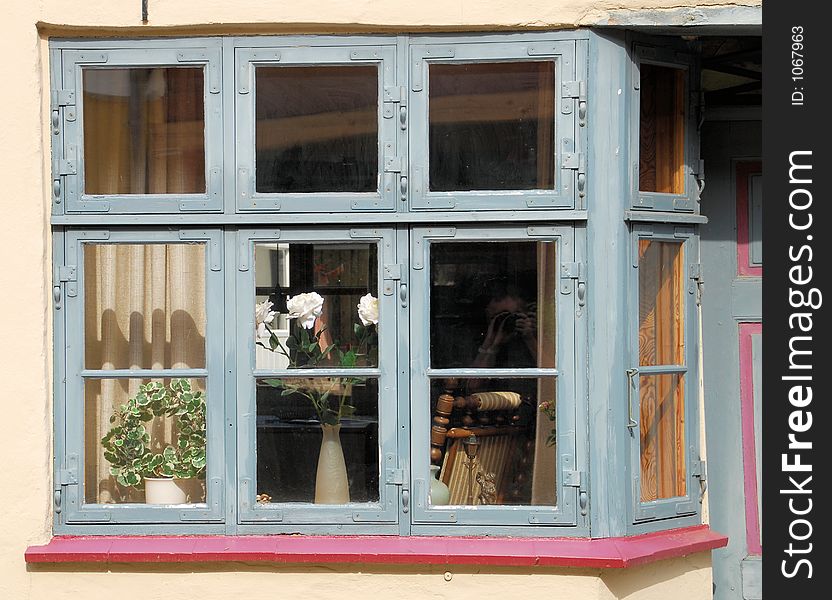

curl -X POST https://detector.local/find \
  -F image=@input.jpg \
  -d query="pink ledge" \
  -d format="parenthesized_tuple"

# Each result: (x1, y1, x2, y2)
(25, 525, 727, 568)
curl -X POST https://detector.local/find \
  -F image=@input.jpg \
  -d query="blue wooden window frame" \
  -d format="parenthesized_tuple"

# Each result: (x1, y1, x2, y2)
(48, 32, 705, 538)
(234, 37, 400, 213)
(408, 225, 586, 536)
(53, 40, 224, 215)
(55, 228, 226, 532)
(627, 224, 703, 526)
(629, 39, 701, 213)
(408, 34, 585, 211)
(233, 227, 402, 533)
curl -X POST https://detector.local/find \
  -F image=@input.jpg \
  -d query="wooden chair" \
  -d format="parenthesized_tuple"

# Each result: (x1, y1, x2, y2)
(430, 381, 533, 505)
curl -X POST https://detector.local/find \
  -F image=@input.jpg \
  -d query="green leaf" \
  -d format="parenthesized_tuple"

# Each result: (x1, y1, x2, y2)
(340, 349, 357, 368)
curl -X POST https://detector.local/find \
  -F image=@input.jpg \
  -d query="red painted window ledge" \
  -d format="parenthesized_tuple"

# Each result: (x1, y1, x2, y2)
(25, 525, 726, 568)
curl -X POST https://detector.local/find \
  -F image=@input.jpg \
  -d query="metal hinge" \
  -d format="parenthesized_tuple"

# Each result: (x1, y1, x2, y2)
(561, 81, 587, 126)
(693, 459, 707, 502)
(384, 156, 402, 173)
(382, 263, 403, 296)
(563, 469, 583, 488)
(560, 261, 584, 295)
(562, 151, 587, 198)
(694, 158, 706, 196)
(383, 85, 407, 121)
(689, 263, 704, 305)
(56, 265, 77, 283)
(386, 468, 405, 486)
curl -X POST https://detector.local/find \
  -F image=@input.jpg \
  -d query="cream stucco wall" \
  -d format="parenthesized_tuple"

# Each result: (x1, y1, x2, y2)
(0, 1, 758, 598)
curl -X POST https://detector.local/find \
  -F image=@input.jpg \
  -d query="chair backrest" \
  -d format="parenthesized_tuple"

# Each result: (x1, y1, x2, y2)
(430, 385, 530, 505)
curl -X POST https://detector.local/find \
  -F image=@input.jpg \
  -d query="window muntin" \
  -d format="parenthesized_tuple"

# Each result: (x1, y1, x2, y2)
(428, 62, 555, 192)
(255, 66, 379, 193)
(82, 68, 206, 196)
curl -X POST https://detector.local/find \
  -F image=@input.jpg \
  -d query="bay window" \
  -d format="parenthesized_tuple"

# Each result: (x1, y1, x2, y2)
(50, 32, 703, 538)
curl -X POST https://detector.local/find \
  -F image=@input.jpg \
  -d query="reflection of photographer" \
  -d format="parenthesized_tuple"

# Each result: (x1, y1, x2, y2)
(472, 295, 538, 369)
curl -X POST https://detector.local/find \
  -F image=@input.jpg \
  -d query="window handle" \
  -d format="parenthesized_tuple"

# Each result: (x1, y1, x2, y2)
(401, 489, 409, 513)
(626, 368, 639, 429)
(399, 283, 408, 308)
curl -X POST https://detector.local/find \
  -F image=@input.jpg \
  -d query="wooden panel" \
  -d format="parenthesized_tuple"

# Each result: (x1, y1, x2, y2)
(639, 64, 686, 194)
(639, 374, 686, 502)
(638, 240, 685, 366)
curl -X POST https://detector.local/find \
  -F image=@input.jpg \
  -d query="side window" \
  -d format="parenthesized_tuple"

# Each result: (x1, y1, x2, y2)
(234, 41, 399, 212)
(628, 226, 703, 523)
(632, 43, 700, 212)
(409, 39, 584, 210)
(54, 44, 223, 213)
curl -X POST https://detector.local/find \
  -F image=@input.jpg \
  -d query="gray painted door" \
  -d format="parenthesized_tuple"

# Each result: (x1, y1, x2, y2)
(701, 118, 762, 600)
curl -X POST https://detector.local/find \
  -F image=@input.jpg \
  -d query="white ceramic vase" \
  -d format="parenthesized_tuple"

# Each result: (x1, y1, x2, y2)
(314, 424, 350, 504)
(144, 477, 189, 505)
(429, 464, 451, 505)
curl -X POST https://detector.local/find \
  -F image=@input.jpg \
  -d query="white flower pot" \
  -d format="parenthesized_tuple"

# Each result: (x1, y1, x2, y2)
(144, 477, 189, 505)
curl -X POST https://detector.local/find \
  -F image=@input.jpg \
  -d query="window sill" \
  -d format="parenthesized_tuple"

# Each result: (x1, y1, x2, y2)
(25, 525, 726, 568)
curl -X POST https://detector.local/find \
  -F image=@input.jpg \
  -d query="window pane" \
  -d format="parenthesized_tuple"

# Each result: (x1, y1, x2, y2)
(428, 378, 557, 507)
(254, 242, 378, 370)
(85, 378, 207, 505)
(639, 374, 686, 501)
(255, 66, 378, 193)
(429, 61, 555, 191)
(430, 241, 556, 369)
(256, 377, 379, 504)
(638, 240, 684, 366)
(83, 68, 206, 195)
(639, 64, 686, 194)
(84, 243, 206, 370)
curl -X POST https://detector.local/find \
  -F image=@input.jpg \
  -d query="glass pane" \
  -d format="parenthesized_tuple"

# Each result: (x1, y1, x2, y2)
(639, 374, 686, 501)
(430, 241, 556, 369)
(428, 378, 557, 507)
(83, 68, 206, 195)
(639, 64, 686, 194)
(254, 242, 378, 369)
(429, 62, 555, 191)
(255, 66, 378, 193)
(84, 378, 207, 505)
(638, 240, 684, 366)
(84, 243, 206, 370)
(256, 377, 379, 503)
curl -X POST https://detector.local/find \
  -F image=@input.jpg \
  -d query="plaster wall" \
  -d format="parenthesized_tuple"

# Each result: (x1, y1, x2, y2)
(0, 1, 750, 598)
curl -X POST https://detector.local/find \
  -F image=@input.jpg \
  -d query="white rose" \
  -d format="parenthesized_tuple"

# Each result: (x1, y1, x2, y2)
(357, 293, 379, 326)
(255, 299, 276, 340)
(286, 292, 324, 329)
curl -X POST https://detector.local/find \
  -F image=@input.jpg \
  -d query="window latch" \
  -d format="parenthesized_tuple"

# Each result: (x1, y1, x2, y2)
(626, 368, 640, 429)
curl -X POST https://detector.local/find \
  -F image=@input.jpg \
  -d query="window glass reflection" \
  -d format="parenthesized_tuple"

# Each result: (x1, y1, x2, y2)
(430, 241, 556, 369)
